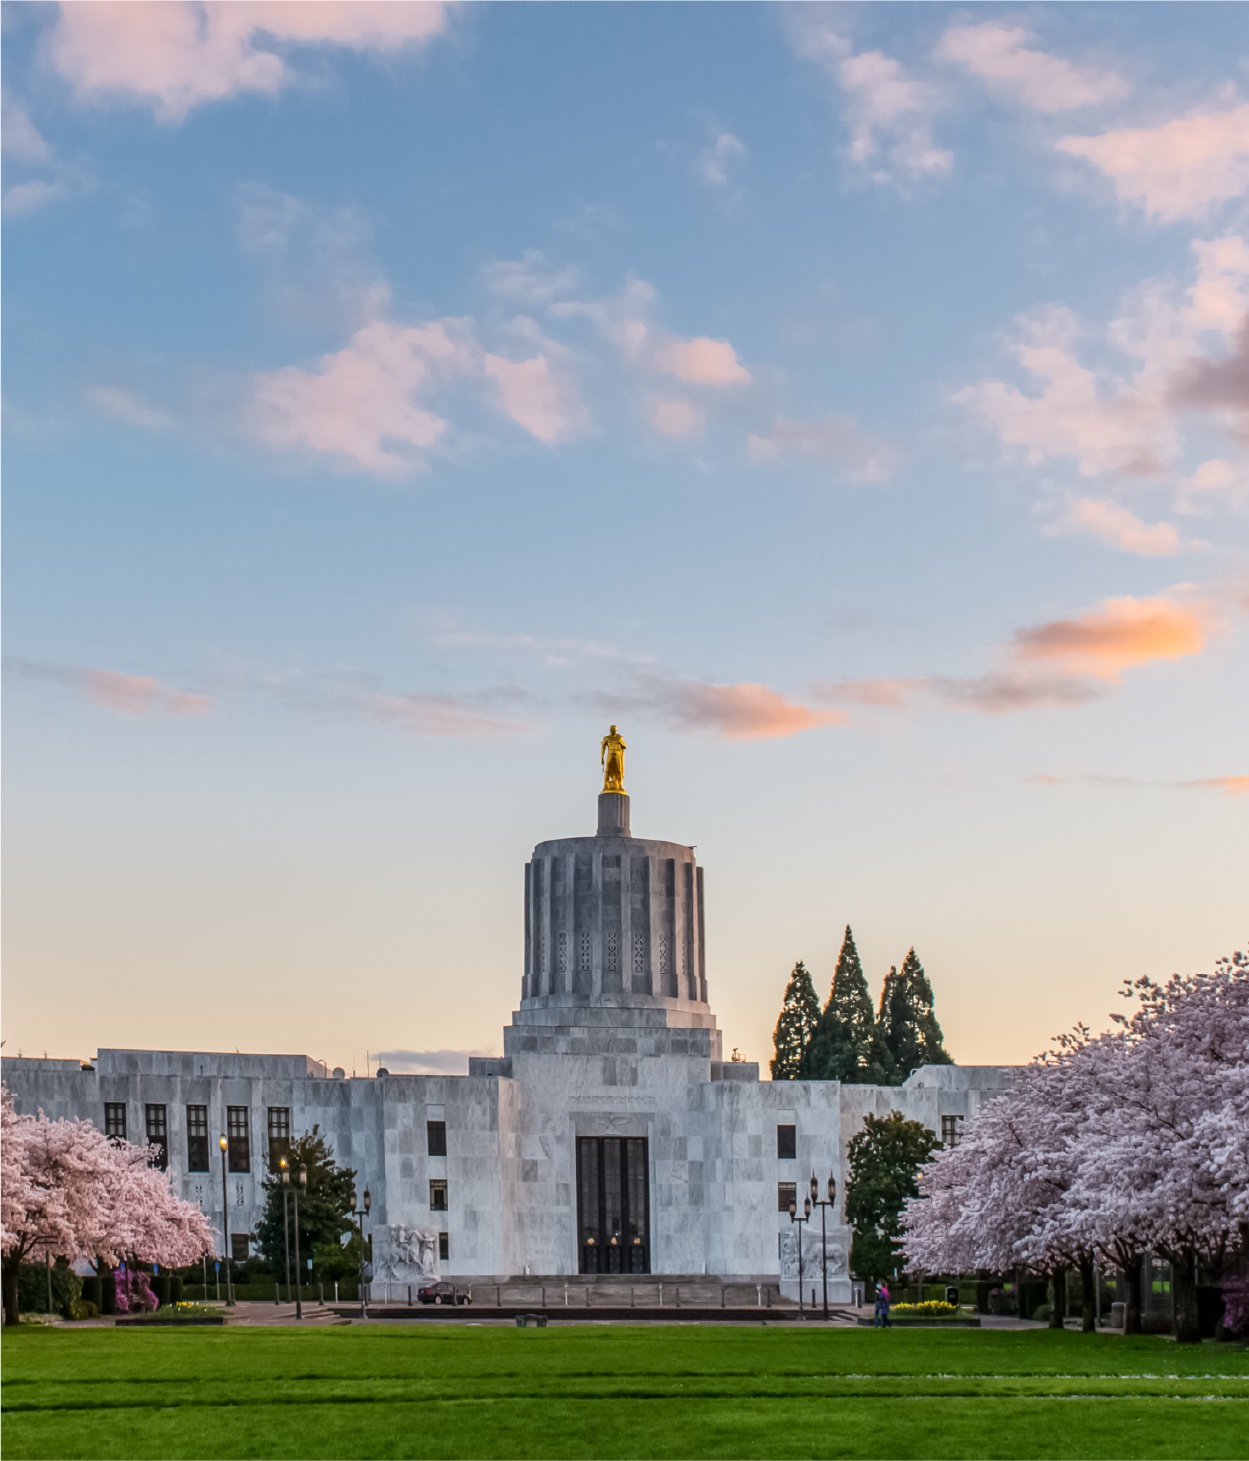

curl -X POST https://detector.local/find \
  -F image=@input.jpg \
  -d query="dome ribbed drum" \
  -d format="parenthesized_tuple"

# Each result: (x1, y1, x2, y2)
(518, 792, 710, 1019)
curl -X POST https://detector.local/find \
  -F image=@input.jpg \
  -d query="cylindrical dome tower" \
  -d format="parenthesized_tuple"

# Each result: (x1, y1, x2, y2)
(503, 735, 721, 1060)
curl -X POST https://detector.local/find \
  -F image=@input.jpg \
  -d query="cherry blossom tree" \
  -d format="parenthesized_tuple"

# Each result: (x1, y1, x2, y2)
(901, 951, 1248, 1343)
(2, 1085, 213, 1324)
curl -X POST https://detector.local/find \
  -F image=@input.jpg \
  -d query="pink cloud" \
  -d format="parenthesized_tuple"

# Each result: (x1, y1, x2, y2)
(5, 659, 215, 719)
(364, 692, 529, 739)
(747, 415, 898, 483)
(86, 384, 173, 432)
(651, 337, 750, 386)
(787, 12, 950, 185)
(1045, 498, 1183, 557)
(1010, 595, 1208, 679)
(1057, 102, 1249, 223)
(627, 676, 845, 741)
(249, 318, 472, 475)
(44, 1, 451, 122)
(483, 352, 586, 444)
(935, 22, 1128, 113)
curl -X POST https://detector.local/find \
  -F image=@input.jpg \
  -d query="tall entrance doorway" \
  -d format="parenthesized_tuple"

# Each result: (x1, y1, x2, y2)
(576, 1136, 649, 1274)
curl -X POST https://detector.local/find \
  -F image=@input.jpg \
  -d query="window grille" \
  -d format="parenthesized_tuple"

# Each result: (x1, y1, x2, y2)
(267, 1107, 291, 1166)
(186, 1105, 209, 1171)
(777, 1181, 797, 1213)
(104, 1103, 127, 1140)
(438, 1232, 450, 1261)
(226, 1106, 250, 1173)
(429, 1179, 448, 1212)
(145, 1104, 168, 1170)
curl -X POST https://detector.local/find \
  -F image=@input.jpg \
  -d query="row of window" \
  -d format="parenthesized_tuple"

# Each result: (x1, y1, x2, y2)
(103, 1107, 453, 1174)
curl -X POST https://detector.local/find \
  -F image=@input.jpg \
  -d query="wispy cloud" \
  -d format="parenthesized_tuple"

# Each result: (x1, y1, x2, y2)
(86, 384, 174, 432)
(4, 657, 213, 718)
(1057, 100, 1249, 223)
(695, 131, 745, 189)
(247, 318, 474, 475)
(815, 592, 1214, 718)
(608, 674, 845, 741)
(42, 1, 453, 123)
(956, 237, 1249, 494)
(787, 10, 951, 186)
(1043, 497, 1184, 557)
(1174, 312, 1249, 440)
(1, 99, 52, 161)
(935, 22, 1128, 113)
(747, 415, 898, 483)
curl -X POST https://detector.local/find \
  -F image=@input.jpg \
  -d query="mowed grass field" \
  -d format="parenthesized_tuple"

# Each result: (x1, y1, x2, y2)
(3, 1323, 1247, 1460)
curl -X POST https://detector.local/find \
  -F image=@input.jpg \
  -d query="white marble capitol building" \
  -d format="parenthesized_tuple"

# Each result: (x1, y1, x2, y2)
(2, 738, 1014, 1301)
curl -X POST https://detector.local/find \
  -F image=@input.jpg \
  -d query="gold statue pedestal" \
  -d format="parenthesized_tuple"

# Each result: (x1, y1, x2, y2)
(597, 791, 631, 837)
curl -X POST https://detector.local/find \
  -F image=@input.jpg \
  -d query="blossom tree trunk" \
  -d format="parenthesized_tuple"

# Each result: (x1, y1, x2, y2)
(2, 1260, 20, 1328)
(1120, 1260, 1143, 1335)
(1078, 1254, 1097, 1332)
(1049, 1266, 1067, 1328)
(1170, 1250, 1201, 1344)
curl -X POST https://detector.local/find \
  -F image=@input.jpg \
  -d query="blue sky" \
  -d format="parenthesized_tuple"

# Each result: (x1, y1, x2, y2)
(3, 2, 1246, 1075)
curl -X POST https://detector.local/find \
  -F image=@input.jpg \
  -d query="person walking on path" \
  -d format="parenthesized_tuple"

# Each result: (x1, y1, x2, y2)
(874, 1281, 892, 1328)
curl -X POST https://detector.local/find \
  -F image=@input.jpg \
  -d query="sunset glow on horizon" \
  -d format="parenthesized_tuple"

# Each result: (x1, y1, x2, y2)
(3, 2, 1245, 1077)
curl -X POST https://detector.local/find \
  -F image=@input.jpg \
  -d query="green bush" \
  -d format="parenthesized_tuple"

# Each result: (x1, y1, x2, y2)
(16, 1260, 82, 1318)
(69, 1299, 99, 1321)
(1032, 1302, 1053, 1323)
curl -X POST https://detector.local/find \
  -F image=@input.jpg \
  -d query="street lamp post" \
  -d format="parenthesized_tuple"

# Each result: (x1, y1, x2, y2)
(279, 1159, 293, 1307)
(218, 1134, 234, 1306)
(292, 1163, 307, 1320)
(351, 1185, 372, 1319)
(808, 1172, 837, 1322)
(788, 1194, 812, 1321)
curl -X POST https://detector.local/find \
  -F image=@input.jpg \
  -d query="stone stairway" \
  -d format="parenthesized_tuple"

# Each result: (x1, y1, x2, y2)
(369, 1275, 793, 1310)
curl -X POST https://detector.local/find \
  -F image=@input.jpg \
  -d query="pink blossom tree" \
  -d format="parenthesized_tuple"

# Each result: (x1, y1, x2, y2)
(2, 1084, 214, 1324)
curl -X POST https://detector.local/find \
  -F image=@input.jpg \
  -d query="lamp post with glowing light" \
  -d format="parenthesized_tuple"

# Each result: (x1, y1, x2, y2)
(218, 1133, 234, 1306)
(352, 1185, 371, 1319)
(278, 1158, 293, 1306)
(292, 1161, 307, 1319)
(808, 1172, 837, 1322)
(788, 1192, 812, 1321)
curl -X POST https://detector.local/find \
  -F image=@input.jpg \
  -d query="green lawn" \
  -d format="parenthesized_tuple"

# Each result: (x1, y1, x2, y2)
(3, 1323, 1246, 1460)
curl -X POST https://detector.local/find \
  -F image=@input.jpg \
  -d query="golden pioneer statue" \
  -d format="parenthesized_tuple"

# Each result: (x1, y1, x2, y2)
(601, 725, 626, 794)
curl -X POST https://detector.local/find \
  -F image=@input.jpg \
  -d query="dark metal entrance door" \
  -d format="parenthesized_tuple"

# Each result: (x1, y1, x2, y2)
(576, 1136, 649, 1274)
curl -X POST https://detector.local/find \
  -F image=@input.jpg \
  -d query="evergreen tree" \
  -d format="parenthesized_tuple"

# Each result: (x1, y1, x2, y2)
(769, 960, 821, 1079)
(845, 1111, 939, 1283)
(800, 926, 877, 1082)
(876, 948, 953, 1085)
(254, 1126, 356, 1282)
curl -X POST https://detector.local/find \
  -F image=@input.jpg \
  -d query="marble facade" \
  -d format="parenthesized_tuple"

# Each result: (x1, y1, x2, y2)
(2, 784, 1016, 1300)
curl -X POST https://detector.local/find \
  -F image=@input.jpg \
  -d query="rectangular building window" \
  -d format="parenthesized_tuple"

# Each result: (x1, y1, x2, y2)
(438, 1232, 449, 1261)
(230, 1233, 250, 1262)
(226, 1106, 251, 1173)
(941, 1115, 964, 1149)
(104, 1103, 127, 1141)
(186, 1105, 209, 1171)
(777, 1181, 797, 1213)
(267, 1107, 291, 1166)
(776, 1124, 796, 1160)
(429, 1179, 448, 1212)
(426, 1119, 447, 1156)
(145, 1104, 168, 1170)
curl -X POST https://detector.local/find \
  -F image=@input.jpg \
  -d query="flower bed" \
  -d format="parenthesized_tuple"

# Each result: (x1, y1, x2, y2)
(115, 1301, 224, 1327)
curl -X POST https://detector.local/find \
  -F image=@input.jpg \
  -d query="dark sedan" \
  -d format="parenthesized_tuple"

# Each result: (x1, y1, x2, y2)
(417, 1281, 472, 1306)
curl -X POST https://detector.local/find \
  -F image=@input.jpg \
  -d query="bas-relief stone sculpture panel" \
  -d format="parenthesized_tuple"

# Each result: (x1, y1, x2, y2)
(372, 1224, 440, 1284)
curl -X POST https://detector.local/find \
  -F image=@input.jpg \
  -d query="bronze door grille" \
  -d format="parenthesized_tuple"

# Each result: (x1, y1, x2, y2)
(577, 1136, 649, 1274)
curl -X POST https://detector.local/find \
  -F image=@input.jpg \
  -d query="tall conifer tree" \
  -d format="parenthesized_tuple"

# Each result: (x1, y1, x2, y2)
(875, 947, 952, 1084)
(769, 961, 821, 1079)
(800, 926, 877, 1082)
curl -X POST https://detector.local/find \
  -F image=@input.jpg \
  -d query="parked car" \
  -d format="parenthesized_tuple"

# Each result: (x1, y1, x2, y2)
(417, 1281, 472, 1306)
